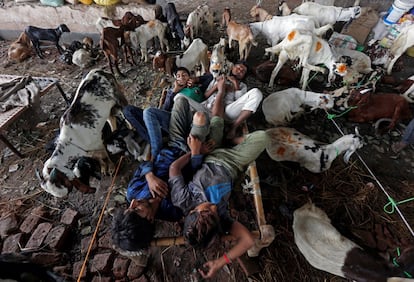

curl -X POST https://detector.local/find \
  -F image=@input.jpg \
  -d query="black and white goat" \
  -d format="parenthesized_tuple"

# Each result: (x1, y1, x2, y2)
(293, 202, 414, 281)
(24, 24, 70, 59)
(266, 127, 363, 173)
(39, 69, 128, 197)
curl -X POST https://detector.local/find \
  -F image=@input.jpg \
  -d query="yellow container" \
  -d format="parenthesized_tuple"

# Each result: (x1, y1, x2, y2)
(406, 46, 414, 57)
(79, 0, 93, 4)
(94, 0, 119, 6)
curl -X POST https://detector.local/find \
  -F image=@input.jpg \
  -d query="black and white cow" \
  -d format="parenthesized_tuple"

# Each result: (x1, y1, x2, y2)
(39, 69, 128, 197)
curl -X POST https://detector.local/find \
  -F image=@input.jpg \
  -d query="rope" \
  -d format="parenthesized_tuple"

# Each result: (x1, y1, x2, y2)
(384, 197, 414, 214)
(392, 247, 413, 278)
(325, 111, 414, 237)
(77, 156, 124, 281)
(326, 106, 357, 120)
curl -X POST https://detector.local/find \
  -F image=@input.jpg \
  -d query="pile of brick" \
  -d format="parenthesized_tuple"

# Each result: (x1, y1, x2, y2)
(0, 206, 147, 281)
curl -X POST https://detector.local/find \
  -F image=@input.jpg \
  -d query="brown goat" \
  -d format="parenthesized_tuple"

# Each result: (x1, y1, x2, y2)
(100, 26, 127, 76)
(222, 7, 231, 28)
(8, 32, 32, 62)
(226, 21, 257, 61)
(347, 89, 412, 131)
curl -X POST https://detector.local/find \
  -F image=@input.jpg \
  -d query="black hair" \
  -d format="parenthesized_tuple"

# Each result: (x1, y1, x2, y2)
(111, 208, 154, 251)
(174, 67, 190, 76)
(183, 210, 221, 249)
(233, 60, 250, 77)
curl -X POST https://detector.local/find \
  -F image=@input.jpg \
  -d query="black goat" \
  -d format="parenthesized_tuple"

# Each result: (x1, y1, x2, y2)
(24, 24, 70, 59)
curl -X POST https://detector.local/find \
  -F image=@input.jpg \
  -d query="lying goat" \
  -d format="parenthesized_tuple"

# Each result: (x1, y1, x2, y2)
(266, 127, 363, 173)
(262, 88, 334, 126)
(347, 88, 412, 131)
(386, 24, 414, 75)
(266, 29, 347, 89)
(293, 2, 361, 26)
(227, 20, 257, 61)
(39, 69, 128, 197)
(293, 202, 414, 281)
(25, 24, 70, 59)
(8, 32, 32, 62)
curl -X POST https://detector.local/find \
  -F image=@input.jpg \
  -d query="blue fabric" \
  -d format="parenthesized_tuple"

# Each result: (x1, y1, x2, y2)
(123, 105, 149, 142)
(143, 107, 171, 158)
(204, 182, 232, 205)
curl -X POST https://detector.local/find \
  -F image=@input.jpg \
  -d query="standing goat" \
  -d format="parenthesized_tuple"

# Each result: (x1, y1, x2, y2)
(262, 88, 334, 125)
(265, 29, 347, 89)
(24, 24, 70, 59)
(100, 26, 127, 76)
(226, 21, 257, 61)
(266, 127, 363, 173)
(250, 4, 273, 21)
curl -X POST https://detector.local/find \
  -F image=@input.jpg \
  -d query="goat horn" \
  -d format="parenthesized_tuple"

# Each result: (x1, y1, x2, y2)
(35, 168, 45, 182)
(50, 167, 58, 182)
(354, 127, 360, 137)
(343, 148, 355, 164)
(373, 118, 393, 134)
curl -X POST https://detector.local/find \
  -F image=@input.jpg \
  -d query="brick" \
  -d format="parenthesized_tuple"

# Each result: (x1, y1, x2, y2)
(91, 276, 112, 282)
(98, 232, 112, 249)
(91, 252, 114, 274)
(0, 214, 19, 239)
(81, 236, 97, 254)
(44, 225, 70, 251)
(127, 261, 146, 280)
(25, 222, 53, 249)
(19, 206, 47, 234)
(113, 257, 130, 279)
(31, 252, 62, 266)
(60, 208, 79, 226)
(2, 233, 25, 253)
(73, 261, 87, 279)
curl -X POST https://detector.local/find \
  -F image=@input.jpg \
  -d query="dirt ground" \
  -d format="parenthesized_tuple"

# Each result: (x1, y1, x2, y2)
(1, 0, 414, 281)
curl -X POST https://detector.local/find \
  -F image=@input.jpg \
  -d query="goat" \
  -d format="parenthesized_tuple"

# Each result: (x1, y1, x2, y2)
(347, 88, 412, 131)
(38, 69, 128, 198)
(262, 88, 334, 126)
(96, 17, 122, 33)
(332, 47, 373, 74)
(397, 75, 414, 103)
(294, 202, 414, 281)
(24, 24, 70, 59)
(265, 29, 347, 89)
(277, 1, 291, 16)
(175, 38, 209, 75)
(185, 4, 214, 41)
(253, 60, 300, 85)
(209, 37, 233, 78)
(249, 14, 331, 47)
(266, 127, 363, 173)
(250, 5, 273, 21)
(100, 26, 126, 76)
(226, 21, 257, 61)
(7, 32, 32, 62)
(386, 25, 414, 75)
(72, 48, 95, 68)
(222, 7, 231, 28)
(60, 40, 82, 65)
(293, 2, 361, 26)
(129, 20, 168, 63)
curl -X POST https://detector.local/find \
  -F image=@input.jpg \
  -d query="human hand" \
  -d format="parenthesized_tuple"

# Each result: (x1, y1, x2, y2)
(201, 139, 215, 154)
(146, 173, 168, 198)
(216, 75, 226, 93)
(187, 134, 202, 155)
(198, 259, 223, 279)
(187, 78, 194, 88)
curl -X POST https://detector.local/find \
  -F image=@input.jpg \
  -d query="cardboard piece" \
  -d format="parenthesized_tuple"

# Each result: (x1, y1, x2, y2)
(341, 7, 380, 45)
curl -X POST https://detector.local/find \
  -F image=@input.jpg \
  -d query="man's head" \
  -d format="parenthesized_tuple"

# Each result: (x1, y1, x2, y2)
(111, 202, 155, 252)
(190, 111, 210, 142)
(175, 67, 191, 87)
(231, 62, 248, 80)
(183, 202, 221, 249)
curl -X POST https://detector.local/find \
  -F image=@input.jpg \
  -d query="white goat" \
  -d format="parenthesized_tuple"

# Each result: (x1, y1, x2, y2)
(249, 14, 332, 47)
(95, 17, 118, 34)
(266, 127, 363, 173)
(386, 24, 414, 75)
(185, 4, 214, 41)
(265, 29, 347, 89)
(293, 2, 361, 26)
(402, 75, 414, 102)
(294, 202, 414, 281)
(332, 47, 373, 74)
(262, 88, 334, 125)
(175, 38, 209, 75)
(209, 38, 233, 78)
(278, 1, 292, 16)
(72, 49, 94, 68)
(129, 20, 168, 62)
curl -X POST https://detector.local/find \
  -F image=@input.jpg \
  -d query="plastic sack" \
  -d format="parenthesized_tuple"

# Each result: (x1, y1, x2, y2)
(40, 0, 64, 6)
(328, 32, 357, 50)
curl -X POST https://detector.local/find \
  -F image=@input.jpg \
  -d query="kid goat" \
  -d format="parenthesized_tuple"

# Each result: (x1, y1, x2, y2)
(266, 127, 363, 173)
(265, 29, 347, 89)
(25, 24, 70, 59)
(262, 88, 334, 126)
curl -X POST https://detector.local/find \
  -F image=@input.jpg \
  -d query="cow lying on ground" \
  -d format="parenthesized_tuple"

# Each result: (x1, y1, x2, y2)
(266, 127, 363, 173)
(347, 88, 412, 131)
(39, 69, 128, 198)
